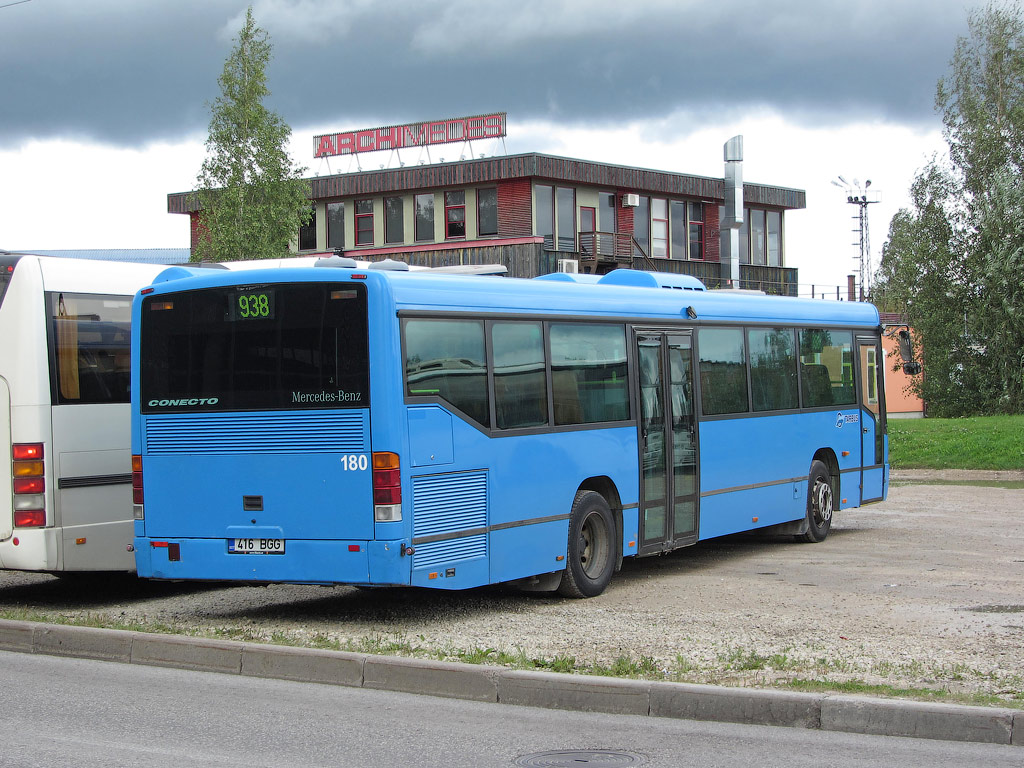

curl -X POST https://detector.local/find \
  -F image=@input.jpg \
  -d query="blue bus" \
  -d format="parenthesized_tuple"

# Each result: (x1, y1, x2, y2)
(130, 260, 887, 597)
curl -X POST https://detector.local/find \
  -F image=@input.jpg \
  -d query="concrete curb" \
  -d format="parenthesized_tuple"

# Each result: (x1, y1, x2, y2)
(0, 619, 1019, 747)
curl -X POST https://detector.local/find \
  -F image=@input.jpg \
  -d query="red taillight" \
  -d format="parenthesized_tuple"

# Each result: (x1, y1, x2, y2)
(13, 443, 43, 461)
(372, 452, 401, 504)
(132, 455, 144, 504)
(14, 477, 44, 494)
(14, 510, 45, 528)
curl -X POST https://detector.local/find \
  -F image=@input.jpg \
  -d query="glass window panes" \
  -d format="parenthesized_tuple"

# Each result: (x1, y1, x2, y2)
(556, 187, 575, 251)
(750, 208, 766, 265)
(651, 198, 668, 258)
(327, 201, 345, 250)
(767, 210, 781, 266)
(50, 293, 132, 404)
(478, 187, 498, 236)
(404, 319, 488, 426)
(385, 196, 404, 244)
(536, 184, 554, 249)
(634, 196, 650, 257)
(140, 283, 369, 412)
(493, 321, 547, 429)
(599, 192, 616, 255)
(355, 199, 373, 246)
(799, 329, 856, 407)
(298, 205, 316, 251)
(415, 193, 434, 242)
(749, 328, 798, 411)
(698, 328, 748, 415)
(670, 201, 687, 259)
(445, 190, 466, 239)
(550, 323, 628, 425)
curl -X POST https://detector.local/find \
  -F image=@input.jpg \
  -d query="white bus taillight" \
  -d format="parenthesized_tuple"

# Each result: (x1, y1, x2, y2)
(372, 452, 402, 522)
(12, 443, 45, 528)
(132, 455, 144, 520)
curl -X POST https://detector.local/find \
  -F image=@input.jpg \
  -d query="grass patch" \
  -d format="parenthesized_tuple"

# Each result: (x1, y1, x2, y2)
(888, 415, 1024, 470)
(5, 609, 1024, 709)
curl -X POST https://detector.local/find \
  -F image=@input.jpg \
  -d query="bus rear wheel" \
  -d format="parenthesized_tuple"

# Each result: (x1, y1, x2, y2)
(557, 490, 615, 598)
(799, 460, 833, 543)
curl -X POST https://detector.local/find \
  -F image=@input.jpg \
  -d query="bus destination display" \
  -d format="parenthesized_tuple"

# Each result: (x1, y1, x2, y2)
(228, 288, 275, 321)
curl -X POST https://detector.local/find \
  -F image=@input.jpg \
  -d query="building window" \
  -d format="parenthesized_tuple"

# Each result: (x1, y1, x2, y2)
(634, 196, 650, 257)
(767, 210, 781, 267)
(298, 205, 316, 251)
(651, 198, 668, 258)
(355, 199, 374, 246)
(670, 201, 687, 259)
(385, 196, 404, 244)
(478, 187, 498, 236)
(536, 184, 554, 249)
(599, 192, 616, 255)
(415, 193, 434, 242)
(688, 202, 704, 261)
(445, 190, 466, 239)
(327, 201, 344, 250)
(749, 208, 766, 266)
(556, 187, 575, 251)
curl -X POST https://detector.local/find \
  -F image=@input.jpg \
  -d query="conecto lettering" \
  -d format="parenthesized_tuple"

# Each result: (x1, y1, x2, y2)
(148, 398, 220, 407)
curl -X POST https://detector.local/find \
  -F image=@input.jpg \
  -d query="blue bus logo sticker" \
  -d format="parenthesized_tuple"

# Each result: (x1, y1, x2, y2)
(836, 412, 860, 428)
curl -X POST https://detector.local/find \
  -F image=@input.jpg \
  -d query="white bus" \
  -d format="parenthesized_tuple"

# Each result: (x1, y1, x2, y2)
(1, 252, 167, 572)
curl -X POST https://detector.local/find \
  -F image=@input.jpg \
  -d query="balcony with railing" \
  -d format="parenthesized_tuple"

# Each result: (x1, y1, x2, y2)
(567, 230, 798, 297)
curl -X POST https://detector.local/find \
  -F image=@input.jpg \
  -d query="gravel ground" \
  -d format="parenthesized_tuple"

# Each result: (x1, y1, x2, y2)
(1, 471, 1022, 704)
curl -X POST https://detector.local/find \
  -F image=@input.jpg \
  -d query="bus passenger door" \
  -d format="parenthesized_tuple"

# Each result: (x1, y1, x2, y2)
(636, 332, 699, 555)
(858, 337, 886, 503)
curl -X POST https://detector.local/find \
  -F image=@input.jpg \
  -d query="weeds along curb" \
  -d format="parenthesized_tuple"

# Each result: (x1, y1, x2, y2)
(1, 618, 1020, 747)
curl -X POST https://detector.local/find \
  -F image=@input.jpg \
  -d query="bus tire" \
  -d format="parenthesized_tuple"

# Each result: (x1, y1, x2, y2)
(799, 460, 833, 543)
(557, 490, 615, 598)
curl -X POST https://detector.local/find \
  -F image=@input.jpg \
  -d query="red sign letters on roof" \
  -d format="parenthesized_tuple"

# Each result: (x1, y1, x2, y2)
(313, 112, 506, 158)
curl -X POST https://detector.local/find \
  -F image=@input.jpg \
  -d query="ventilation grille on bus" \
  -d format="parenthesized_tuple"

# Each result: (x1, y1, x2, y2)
(144, 412, 368, 454)
(412, 470, 487, 568)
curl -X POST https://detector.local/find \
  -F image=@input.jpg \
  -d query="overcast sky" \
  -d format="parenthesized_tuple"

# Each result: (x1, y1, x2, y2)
(0, 0, 990, 292)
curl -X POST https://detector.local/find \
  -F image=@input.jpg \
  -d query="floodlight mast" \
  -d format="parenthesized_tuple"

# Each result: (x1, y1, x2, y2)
(832, 177, 880, 301)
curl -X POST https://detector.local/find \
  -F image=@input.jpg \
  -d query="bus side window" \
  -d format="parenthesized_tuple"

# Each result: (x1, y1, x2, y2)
(550, 323, 628, 425)
(404, 318, 490, 427)
(698, 327, 748, 416)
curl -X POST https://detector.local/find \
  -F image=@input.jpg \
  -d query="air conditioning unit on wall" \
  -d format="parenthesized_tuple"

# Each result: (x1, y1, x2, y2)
(621, 193, 640, 207)
(558, 259, 579, 273)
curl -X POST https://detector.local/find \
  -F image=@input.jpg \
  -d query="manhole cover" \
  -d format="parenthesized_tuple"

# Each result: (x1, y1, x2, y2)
(514, 750, 645, 767)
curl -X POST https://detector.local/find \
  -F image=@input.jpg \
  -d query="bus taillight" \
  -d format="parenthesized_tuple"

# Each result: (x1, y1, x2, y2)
(132, 455, 144, 519)
(12, 443, 45, 527)
(372, 452, 402, 522)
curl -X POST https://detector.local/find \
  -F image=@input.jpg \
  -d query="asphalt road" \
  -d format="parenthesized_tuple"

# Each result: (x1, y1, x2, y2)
(2, 650, 1021, 768)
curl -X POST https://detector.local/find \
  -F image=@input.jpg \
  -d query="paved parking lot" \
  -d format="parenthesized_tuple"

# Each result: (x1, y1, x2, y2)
(1, 473, 1022, 704)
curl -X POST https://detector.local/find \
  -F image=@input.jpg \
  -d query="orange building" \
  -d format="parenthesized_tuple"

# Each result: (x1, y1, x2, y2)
(881, 326, 924, 418)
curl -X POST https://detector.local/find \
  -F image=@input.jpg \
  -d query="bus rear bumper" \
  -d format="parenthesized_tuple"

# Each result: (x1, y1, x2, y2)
(133, 537, 411, 586)
(0, 528, 60, 571)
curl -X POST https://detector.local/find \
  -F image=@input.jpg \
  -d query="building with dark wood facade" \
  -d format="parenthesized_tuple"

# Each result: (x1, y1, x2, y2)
(167, 152, 805, 295)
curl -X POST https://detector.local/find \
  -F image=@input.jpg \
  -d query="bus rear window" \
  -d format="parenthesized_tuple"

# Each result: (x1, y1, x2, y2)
(49, 292, 133, 405)
(141, 282, 369, 413)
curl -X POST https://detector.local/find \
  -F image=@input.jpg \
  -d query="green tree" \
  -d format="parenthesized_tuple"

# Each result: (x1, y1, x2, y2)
(876, 2, 1024, 415)
(192, 8, 310, 262)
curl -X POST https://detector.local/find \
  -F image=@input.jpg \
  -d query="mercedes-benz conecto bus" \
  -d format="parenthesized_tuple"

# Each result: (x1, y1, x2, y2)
(131, 261, 888, 597)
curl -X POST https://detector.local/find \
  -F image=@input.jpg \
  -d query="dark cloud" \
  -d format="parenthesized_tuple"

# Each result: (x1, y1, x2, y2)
(0, 0, 984, 149)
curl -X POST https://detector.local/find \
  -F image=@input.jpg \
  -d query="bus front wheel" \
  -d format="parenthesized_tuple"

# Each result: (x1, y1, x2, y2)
(558, 490, 615, 598)
(799, 460, 833, 543)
